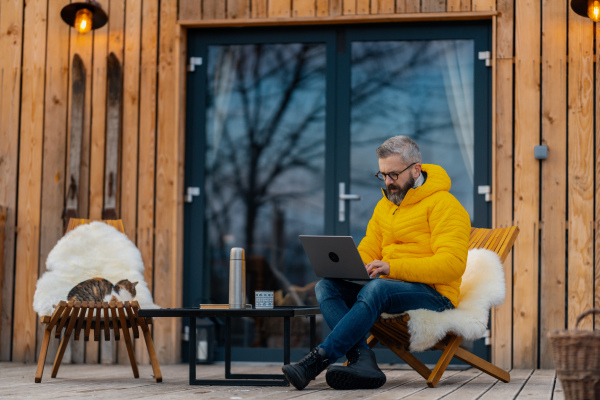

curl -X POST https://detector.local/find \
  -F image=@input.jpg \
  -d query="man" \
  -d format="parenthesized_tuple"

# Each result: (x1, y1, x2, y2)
(282, 135, 471, 390)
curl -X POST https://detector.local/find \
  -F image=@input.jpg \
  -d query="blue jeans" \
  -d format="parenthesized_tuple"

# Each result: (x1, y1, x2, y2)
(315, 278, 454, 363)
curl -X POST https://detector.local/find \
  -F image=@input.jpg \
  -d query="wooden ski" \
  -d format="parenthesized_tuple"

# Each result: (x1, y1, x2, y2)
(63, 54, 86, 232)
(102, 52, 123, 220)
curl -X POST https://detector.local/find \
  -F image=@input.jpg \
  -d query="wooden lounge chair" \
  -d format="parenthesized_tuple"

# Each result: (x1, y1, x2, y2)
(365, 226, 519, 388)
(34, 219, 162, 383)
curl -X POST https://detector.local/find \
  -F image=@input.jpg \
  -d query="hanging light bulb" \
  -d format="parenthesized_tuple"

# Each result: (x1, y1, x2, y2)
(74, 9, 93, 34)
(588, 0, 600, 22)
(60, 1, 108, 34)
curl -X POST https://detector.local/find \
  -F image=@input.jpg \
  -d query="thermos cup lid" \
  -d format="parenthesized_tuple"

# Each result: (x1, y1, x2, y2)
(230, 247, 245, 260)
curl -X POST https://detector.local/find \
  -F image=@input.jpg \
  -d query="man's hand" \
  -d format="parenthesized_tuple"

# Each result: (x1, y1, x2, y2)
(366, 260, 390, 277)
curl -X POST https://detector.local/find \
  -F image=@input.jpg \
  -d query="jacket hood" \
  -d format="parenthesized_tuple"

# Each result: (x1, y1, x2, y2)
(382, 164, 451, 206)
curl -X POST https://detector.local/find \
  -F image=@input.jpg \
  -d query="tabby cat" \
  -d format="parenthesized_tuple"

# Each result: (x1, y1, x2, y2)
(67, 277, 138, 303)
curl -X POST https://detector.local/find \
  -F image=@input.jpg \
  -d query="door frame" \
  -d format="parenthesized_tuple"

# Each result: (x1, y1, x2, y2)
(183, 21, 493, 363)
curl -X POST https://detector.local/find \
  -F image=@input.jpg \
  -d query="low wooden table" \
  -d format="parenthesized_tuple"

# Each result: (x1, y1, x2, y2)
(138, 306, 321, 386)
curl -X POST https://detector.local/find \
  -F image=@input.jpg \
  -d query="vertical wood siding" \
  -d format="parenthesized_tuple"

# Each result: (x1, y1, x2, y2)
(136, 0, 159, 365)
(0, 0, 23, 362)
(0, 0, 598, 369)
(540, 0, 566, 369)
(567, 7, 595, 333)
(37, 0, 71, 367)
(13, 0, 47, 363)
(491, 0, 513, 370)
(513, 0, 540, 368)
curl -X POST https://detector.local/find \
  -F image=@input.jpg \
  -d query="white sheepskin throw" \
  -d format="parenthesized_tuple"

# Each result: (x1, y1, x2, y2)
(380, 248, 505, 352)
(33, 221, 160, 316)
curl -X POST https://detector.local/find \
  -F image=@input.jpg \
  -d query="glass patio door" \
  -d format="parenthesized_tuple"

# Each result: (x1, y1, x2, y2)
(184, 28, 335, 360)
(184, 22, 492, 362)
(339, 24, 492, 363)
(343, 24, 492, 241)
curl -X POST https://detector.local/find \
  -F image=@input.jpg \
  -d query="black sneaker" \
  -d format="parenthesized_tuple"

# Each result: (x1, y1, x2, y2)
(282, 347, 330, 390)
(326, 347, 386, 390)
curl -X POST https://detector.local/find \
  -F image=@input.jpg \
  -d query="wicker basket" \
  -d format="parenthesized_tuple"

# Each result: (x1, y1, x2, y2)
(548, 309, 600, 400)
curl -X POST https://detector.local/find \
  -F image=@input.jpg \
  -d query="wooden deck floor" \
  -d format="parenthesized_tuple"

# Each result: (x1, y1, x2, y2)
(0, 362, 563, 399)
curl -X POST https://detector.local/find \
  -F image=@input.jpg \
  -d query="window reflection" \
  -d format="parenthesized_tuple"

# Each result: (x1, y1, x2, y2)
(205, 43, 327, 347)
(350, 40, 475, 241)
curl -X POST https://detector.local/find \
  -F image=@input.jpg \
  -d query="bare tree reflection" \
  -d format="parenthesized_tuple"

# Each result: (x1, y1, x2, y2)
(204, 41, 456, 303)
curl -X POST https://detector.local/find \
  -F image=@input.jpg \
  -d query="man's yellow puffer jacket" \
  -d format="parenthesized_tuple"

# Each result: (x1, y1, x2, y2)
(357, 164, 470, 307)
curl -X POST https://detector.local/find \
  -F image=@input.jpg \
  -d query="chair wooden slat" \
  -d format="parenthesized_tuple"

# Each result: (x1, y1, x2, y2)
(46, 301, 67, 332)
(497, 226, 520, 263)
(73, 301, 87, 340)
(125, 302, 140, 339)
(109, 302, 120, 341)
(484, 228, 503, 252)
(94, 303, 102, 341)
(55, 302, 74, 339)
(475, 229, 495, 249)
(468, 228, 486, 249)
(103, 302, 110, 341)
(469, 228, 486, 249)
(84, 302, 95, 341)
(64, 303, 80, 337)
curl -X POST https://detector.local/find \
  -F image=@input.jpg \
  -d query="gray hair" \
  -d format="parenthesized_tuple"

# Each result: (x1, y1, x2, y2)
(376, 135, 422, 164)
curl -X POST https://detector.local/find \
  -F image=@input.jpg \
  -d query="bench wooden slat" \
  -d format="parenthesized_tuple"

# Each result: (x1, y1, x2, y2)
(109, 302, 120, 341)
(94, 303, 102, 341)
(55, 302, 74, 339)
(84, 302, 95, 341)
(103, 302, 110, 341)
(125, 302, 139, 339)
(45, 301, 67, 331)
(74, 301, 88, 340)
(64, 303, 80, 337)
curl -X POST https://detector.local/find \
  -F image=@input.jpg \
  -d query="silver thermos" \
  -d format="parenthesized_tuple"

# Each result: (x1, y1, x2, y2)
(229, 247, 246, 309)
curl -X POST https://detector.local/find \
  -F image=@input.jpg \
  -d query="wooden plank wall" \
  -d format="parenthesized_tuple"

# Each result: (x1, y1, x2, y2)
(0, 0, 598, 369)
(0, 0, 182, 365)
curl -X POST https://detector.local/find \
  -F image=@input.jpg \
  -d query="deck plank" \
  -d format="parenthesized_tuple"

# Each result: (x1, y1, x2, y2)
(516, 369, 556, 400)
(479, 369, 533, 400)
(403, 369, 481, 399)
(441, 372, 499, 399)
(553, 376, 565, 400)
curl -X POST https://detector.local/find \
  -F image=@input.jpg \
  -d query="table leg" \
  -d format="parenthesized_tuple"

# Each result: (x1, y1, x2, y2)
(225, 317, 232, 378)
(283, 316, 290, 365)
(189, 317, 196, 384)
(310, 315, 316, 350)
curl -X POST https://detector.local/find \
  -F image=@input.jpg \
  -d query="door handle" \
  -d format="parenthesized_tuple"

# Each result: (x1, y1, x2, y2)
(339, 182, 360, 222)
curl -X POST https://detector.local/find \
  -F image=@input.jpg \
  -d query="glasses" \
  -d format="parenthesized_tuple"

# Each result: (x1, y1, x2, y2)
(375, 162, 416, 181)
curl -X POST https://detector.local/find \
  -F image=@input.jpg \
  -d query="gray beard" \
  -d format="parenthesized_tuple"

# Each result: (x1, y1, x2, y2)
(387, 190, 407, 205)
(387, 175, 415, 206)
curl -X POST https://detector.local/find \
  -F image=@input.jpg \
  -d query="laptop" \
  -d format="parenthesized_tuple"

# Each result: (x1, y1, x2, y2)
(299, 235, 375, 280)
